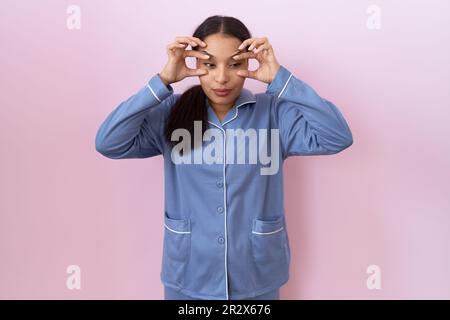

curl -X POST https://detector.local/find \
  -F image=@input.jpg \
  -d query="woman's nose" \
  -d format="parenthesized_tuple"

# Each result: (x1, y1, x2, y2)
(214, 67, 230, 83)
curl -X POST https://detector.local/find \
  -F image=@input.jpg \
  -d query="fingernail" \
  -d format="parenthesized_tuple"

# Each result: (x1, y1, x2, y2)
(233, 55, 239, 59)
(203, 55, 209, 58)
(202, 42, 207, 46)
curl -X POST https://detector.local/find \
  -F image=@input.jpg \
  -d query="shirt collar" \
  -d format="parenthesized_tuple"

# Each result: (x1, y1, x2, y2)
(206, 88, 256, 127)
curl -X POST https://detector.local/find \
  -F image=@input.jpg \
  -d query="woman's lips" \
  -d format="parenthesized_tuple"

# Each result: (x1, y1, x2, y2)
(213, 89, 232, 97)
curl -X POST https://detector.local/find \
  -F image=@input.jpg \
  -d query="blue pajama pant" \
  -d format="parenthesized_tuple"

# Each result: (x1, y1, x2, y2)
(164, 286, 280, 300)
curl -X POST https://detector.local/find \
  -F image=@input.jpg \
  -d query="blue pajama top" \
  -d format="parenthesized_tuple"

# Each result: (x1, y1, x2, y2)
(95, 65, 353, 299)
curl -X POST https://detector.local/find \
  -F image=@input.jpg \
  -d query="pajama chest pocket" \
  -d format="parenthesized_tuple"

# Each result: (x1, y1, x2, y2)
(251, 216, 289, 264)
(161, 212, 191, 286)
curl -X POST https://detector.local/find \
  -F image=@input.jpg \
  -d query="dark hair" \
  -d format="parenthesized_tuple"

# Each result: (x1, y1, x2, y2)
(164, 15, 252, 150)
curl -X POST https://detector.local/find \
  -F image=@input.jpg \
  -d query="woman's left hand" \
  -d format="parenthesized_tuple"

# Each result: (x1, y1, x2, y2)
(234, 37, 281, 84)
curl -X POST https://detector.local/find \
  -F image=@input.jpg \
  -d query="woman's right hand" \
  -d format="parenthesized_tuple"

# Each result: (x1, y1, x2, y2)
(159, 36, 210, 86)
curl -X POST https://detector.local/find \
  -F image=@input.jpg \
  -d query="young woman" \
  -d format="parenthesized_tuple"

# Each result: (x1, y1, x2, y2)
(95, 15, 353, 300)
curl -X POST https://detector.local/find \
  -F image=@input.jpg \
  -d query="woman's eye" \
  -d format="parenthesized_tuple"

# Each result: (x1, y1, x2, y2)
(203, 63, 242, 68)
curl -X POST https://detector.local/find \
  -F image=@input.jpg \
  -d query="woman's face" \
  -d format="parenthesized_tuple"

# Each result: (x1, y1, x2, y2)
(195, 33, 248, 110)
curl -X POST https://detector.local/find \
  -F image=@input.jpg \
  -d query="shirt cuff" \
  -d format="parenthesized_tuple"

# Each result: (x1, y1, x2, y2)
(146, 73, 174, 103)
(266, 65, 292, 98)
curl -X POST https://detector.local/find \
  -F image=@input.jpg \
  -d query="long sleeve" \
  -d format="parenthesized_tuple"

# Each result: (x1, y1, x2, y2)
(266, 65, 353, 159)
(95, 73, 175, 159)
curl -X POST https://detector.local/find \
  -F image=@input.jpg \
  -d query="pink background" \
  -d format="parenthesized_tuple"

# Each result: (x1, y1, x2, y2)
(1, 0, 449, 299)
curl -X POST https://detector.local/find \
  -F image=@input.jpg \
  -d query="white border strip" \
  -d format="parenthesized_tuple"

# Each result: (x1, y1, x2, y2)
(252, 227, 284, 235)
(207, 100, 256, 300)
(147, 83, 161, 102)
(164, 223, 191, 234)
(222, 101, 256, 126)
(277, 73, 293, 99)
(207, 120, 229, 300)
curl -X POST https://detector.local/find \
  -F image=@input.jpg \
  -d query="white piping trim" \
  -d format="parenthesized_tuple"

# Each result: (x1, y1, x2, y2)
(277, 73, 293, 99)
(147, 83, 161, 102)
(252, 227, 284, 235)
(207, 120, 229, 300)
(207, 100, 255, 300)
(164, 223, 191, 234)
(222, 128, 229, 300)
(221, 101, 256, 126)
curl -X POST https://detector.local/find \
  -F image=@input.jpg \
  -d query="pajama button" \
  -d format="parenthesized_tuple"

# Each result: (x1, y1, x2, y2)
(218, 236, 224, 244)
(216, 181, 223, 188)
(217, 206, 224, 213)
